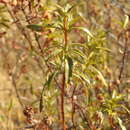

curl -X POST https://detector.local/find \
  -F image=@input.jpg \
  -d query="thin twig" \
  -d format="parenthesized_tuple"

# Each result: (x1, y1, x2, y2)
(11, 68, 24, 108)
(118, 35, 128, 80)
(118, 30, 129, 92)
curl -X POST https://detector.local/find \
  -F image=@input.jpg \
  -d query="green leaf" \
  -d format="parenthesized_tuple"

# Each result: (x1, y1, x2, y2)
(117, 117, 126, 130)
(73, 27, 93, 37)
(75, 72, 90, 85)
(73, 73, 86, 86)
(45, 72, 57, 88)
(87, 52, 94, 61)
(67, 3, 80, 13)
(65, 58, 69, 85)
(45, 49, 63, 61)
(39, 95, 43, 112)
(8, 99, 13, 111)
(71, 56, 84, 64)
(65, 56, 73, 84)
(67, 56, 73, 79)
(69, 43, 88, 50)
(121, 105, 130, 114)
(96, 47, 111, 52)
(39, 83, 46, 112)
(91, 66, 107, 87)
(27, 24, 43, 32)
(70, 49, 86, 59)
(55, 4, 66, 16)
(30, 84, 34, 95)
(39, 72, 57, 112)
(65, 4, 72, 12)
(79, 73, 90, 85)
(112, 90, 117, 99)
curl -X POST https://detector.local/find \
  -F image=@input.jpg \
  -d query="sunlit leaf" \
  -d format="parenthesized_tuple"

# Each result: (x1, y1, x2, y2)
(123, 15, 129, 29)
(45, 49, 63, 61)
(87, 52, 94, 61)
(121, 105, 130, 114)
(66, 3, 79, 13)
(75, 72, 90, 85)
(96, 47, 111, 52)
(73, 26, 93, 37)
(73, 73, 86, 86)
(70, 49, 86, 59)
(112, 90, 117, 99)
(91, 66, 107, 87)
(117, 117, 126, 130)
(64, 4, 72, 12)
(69, 43, 88, 50)
(55, 4, 66, 16)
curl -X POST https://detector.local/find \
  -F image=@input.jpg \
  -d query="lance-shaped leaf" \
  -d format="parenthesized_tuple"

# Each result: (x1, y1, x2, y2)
(45, 49, 63, 61)
(91, 66, 108, 87)
(70, 48, 86, 59)
(121, 105, 130, 114)
(39, 72, 57, 112)
(8, 99, 13, 111)
(39, 94, 44, 112)
(123, 15, 129, 29)
(75, 72, 90, 85)
(67, 3, 80, 13)
(72, 26, 93, 37)
(65, 56, 73, 84)
(117, 117, 126, 130)
(27, 24, 43, 32)
(69, 43, 88, 50)
(54, 4, 66, 16)
(44, 72, 57, 88)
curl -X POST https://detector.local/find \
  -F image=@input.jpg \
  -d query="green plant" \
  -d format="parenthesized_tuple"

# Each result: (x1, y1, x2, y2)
(0, 0, 129, 130)
(26, 3, 112, 129)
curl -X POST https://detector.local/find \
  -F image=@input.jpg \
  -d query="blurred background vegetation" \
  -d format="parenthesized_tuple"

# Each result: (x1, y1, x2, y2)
(0, 0, 130, 130)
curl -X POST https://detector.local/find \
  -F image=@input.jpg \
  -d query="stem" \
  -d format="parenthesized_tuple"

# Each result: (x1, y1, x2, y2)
(64, 17, 68, 48)
(61, 16, 68, 130)
(61, 73, 66, 130)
